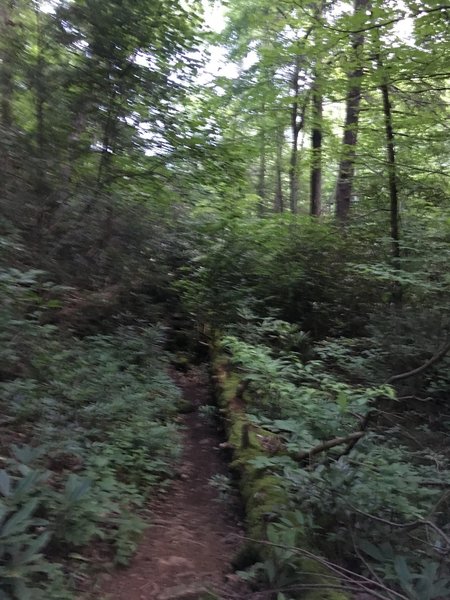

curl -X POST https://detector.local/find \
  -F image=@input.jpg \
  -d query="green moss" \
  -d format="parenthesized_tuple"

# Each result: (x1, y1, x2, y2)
(227, 416, 246, 448)
(198, 592, 220, 600)
(295, 559, 348, 600)
(218, 373, 240, 407)
(232, 542, 261, 570)
(301, 589, 348, 600)
(211, 350, 351, 600)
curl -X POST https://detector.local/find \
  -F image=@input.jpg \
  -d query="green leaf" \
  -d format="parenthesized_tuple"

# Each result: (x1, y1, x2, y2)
(13, 579, 32, 600)
(20, 531, 51, 563)
(265, 558, 276, 584)
(64, 475, 91, 505)
(13, 470, 45, 503)
(394, 555, 412, 591)
(2, 499, 38, 537)
(336, 391, 348, 412)
(0, 470, 11, 497)
(359, 540, 386, 562)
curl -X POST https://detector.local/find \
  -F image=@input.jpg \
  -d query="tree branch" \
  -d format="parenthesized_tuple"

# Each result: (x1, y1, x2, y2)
(297, 431, 364, 461)
(351, 507, 450, 548)
(386, 341, 450, 384)
(325, 5, 450, 35)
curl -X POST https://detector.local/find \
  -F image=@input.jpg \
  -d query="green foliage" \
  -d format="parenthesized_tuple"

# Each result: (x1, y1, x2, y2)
(0, 267, 182, 598)
(359, 542, 450, 600)
(1, 0, 449, 598)
(0, 464, 71, 600)
(220, 319, 450, 596)
(209, 474, 234, 504)
(179, 214, 386, 336)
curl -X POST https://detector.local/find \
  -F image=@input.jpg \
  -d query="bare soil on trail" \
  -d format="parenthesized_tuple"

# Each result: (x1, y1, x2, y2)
(100, 367, 252, 600)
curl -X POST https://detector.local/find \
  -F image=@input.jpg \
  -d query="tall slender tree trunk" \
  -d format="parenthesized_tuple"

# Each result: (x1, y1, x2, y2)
(378, 55, 401, 304)
(257, 111, 266, 216)
(0, 0, 15, 129)
(310, 75, 322, 216)
(381, 83, 400, 262)
(0, 1, 15, 129)
(289, 56, 301, 214)
(0, 0, 16, 194)
(33, 5, 55, 240)
(274, 126, 284, 213)
(335, 0, 370, 222)
(97, 104, 116, 191)
(35, 23, 46, 182)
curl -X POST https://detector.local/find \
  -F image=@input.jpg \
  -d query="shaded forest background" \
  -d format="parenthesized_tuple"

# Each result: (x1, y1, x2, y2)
(0, 0, 449, 599)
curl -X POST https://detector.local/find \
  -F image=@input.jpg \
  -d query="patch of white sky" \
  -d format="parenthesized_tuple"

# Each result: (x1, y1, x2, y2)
(40, 0, 57, 13)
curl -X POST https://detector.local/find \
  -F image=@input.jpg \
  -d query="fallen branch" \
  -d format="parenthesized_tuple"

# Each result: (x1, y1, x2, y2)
(339, 411, 372, 457)
(386, 341, 450, 384)
(351, 507, 450, 548)
(297, 432, 364, 461)
(338, 340, 450, 458)
(237, 534, 408, 600)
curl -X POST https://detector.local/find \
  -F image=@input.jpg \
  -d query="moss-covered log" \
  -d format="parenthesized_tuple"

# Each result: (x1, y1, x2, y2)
(211, 353, 350, 600)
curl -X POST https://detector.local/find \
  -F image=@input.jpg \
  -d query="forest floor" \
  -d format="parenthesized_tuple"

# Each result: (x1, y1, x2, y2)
(99, 367, 253, 600)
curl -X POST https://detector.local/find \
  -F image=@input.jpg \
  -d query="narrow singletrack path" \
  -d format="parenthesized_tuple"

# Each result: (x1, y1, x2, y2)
(100, 367, 250, 600)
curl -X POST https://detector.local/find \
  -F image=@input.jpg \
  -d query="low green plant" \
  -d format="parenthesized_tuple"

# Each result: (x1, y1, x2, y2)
(0, 466, 72, 600)
(198, 404, 219, 423)
(0, 269, 183, 597)
(220, 320, 450, 597)
(209, 474, 234, 504)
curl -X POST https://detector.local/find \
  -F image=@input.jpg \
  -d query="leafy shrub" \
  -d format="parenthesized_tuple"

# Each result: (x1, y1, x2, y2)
(0, 268, 183, 598)
(220, 320, 450, 596)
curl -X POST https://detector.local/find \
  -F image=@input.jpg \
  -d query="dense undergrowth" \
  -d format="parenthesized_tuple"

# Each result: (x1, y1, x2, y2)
(181, 210, 450, 599)
(1, 2, 449, 598)
(220, 323, 449, 599)
(0, 258, 183, 599)
(1, 202, 449, 600)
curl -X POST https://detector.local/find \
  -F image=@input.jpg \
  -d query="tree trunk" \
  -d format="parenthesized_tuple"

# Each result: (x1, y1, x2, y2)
(310, 75, 322, 217)
(257, 120, 266, 216)
(33, 5, 54, 239)
(380, 84, 399, 264)
(289, 56, 300, 214)
(0, 0, 16, 194)
(0, 1, 15, 129)
(335, 0, 370, 222)
(274, 126, 284, 213)
(35, 11, 46, 184)
(289, 57, 301, 214)
(379, 56, 401, 304)
(289, 58, 308, 214)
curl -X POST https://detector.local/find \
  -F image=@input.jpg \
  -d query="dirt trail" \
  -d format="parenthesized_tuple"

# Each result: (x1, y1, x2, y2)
(100, 367, 251, 600)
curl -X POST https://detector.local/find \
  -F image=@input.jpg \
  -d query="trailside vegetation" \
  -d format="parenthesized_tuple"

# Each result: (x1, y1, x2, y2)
(0, 0, 449, 599)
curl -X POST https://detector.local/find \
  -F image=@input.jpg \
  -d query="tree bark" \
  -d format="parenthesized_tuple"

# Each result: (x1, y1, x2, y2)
(335, 0, 370, 222)
(374, 38, 401, 302)
(0, 0, 16, 195)
(34, 7, 46, 181)
(380, 75, 402, 303)
(380, 77, 400, 261)
(0, 1, 15, 129)
(274, 126, 284, 213)
(310, 75, 322, 217)
(289, 56, 301, 214)
(257, 118, 266, 216)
